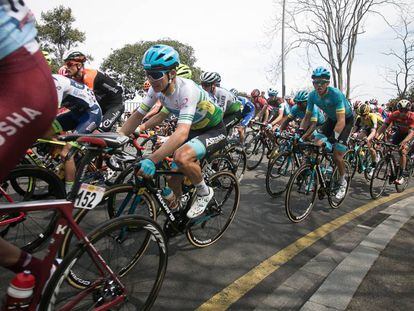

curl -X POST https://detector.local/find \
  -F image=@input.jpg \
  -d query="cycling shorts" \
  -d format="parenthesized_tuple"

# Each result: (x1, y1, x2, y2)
(100, 103, 124, 132)
(223, 110, 243, 133)
(391, 131, 408, 145)
(0, 48, 57, 182)
(184, 122, 227, 160)
(241, 111, 255, 127)
(316, 115, 354, 152)
(54, 109, 102, 134)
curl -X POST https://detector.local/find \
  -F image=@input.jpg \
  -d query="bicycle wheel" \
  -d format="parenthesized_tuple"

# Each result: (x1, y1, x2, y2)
(265, 151, 296, 197)
(285, 164, 318, 223)
(203, 153, 235, 178)
(0, 165, 65, 252)
(59, 184, 157, 258)
(40, 215, 168, 310)
(245, 134, 265, 170)
(225, 145, 247, 182)
(328, 161, 351, 208)
(370, 158, 391, 199)
(344, 150, 358, 179)
(186, 171, 240, 247)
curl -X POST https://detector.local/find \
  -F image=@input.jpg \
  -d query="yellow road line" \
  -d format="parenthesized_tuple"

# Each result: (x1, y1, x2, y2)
(197, 188, 414, 310)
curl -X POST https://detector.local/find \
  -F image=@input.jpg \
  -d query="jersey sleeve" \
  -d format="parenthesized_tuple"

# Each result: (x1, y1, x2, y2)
(384, 112, 395, 125)
(306, 93, 315, 115)
(137, 89, 157, 115)
(371, 114, 378, 129)
(333, 90, 346, 115)
(288, 105, 296, 119)
(52, 75, 66, 106)
(310, 106, 319, 122)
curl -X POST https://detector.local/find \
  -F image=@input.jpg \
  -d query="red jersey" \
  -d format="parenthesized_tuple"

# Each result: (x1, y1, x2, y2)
(385, 111, 414, 133)
(252, 96, 267, 111)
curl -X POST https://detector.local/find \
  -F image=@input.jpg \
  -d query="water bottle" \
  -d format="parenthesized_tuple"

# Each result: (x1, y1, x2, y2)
(2, 271, 35, 310)
(161, 187, 176, 208)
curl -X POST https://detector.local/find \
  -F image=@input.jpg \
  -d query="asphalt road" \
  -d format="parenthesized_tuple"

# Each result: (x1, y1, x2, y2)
(151, 159, 413, 310)
(0, 156, 412, 310)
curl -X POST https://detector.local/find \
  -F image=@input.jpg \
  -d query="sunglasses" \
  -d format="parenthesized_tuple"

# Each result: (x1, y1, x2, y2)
(65, 61, 80, 67)
(312, 80, 329, 86)
(146, 70, 169, 80)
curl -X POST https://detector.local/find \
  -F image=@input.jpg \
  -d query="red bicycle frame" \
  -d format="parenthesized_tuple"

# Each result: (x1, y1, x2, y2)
(0, 199, 126, 310)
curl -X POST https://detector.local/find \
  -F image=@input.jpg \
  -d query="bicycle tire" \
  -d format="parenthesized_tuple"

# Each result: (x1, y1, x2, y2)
(40, 215, 168, 311)
(1, 165, 65, 252)
(344, 150, 358, 179)
(225, 145, 247, 182)
(285, 164, 318, 223)
(186, 171, 240, 247)
(246, 136, 265, 170)
(369, 158, 390, 199)
(59, 183, 157, 258)
(265, 151, 296, 197)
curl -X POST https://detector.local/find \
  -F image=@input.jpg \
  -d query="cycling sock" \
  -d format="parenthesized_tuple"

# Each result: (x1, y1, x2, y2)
(195, 180, 209, 196)
(6, 251, 42, 280)
(339, 175, 346, 185)
(65, 181, 74, 194)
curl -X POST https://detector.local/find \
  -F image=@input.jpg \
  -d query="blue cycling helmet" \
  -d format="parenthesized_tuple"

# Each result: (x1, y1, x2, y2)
(294, 90, 309, 103)
(268, 88, 278, 97)
(311, 66, 331, 79)
(142, 44, 180, 71)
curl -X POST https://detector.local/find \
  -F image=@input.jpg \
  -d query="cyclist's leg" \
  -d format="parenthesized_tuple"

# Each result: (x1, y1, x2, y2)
(0, 48, 57, 182)
(99, 103, 124, 132)
(174, 122, 227, 218)
(239, 112, 254, 144)
(391, 131, 406, 179)
(0, 47, 56, 276)
(334, 117, 353, 176)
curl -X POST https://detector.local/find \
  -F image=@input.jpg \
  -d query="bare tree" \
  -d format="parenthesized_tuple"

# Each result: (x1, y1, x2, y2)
(268, 0, 402, 98)
(384, 14, 414, 98)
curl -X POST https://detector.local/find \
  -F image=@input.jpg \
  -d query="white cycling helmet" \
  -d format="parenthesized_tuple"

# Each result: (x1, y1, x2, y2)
(200, 71, 219, 84)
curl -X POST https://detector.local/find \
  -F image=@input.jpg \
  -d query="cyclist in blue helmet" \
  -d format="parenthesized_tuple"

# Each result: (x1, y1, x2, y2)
(121, 44, 226, 219)
(280, 90, 325, 140)
(300, 66, 353, 200)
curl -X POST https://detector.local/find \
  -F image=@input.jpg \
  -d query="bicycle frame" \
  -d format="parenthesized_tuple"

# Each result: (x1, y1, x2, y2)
(0, 200, 126, 310)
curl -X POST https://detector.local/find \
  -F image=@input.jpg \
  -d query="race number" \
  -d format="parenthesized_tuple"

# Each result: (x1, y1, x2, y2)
(74, 183, 106, 209)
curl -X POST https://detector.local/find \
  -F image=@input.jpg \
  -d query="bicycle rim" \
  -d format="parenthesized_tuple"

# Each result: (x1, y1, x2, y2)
(285, 164, 318, 223)
(186, 171, 240, 247)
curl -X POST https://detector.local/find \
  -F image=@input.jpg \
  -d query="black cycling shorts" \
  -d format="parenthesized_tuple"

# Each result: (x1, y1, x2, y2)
(100, 104, 125, 132)
(319, 115, 354, 152)
(184, 122, 227, 160)
(223, 110, 243, 133)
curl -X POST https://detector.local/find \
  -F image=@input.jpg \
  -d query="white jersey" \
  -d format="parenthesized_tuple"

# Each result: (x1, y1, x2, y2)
(53, 74, 101, 114)
(138, 77, 223, 130)
(214, 87, 237, 113)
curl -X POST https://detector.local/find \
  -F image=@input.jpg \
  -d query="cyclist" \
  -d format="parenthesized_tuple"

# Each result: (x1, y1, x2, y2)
(267, 96, 291, 129)
(230, 88, 255, 144)
(280, 90, 325, 140)
(63, 51, 124, 132)
(353, 103, 382, 172)
(300, 66, 354, 200)
(369, 98, 378, 113)
(0, 0, 58, 286)
(200, 71, 242, 132)
(251, 89, 268, 121)
(266, 88, 280, 122)
(376, 99, 414, 184)
(45, 74, 102, 194)
(120, 45, 225, 218)
(176, 63, 193, 79)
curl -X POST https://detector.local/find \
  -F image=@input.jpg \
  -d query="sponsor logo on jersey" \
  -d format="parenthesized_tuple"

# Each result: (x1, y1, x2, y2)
(0, 107, 42, 146)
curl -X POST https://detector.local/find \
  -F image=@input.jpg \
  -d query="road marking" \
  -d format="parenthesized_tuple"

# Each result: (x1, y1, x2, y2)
(196, 188, 414, 310)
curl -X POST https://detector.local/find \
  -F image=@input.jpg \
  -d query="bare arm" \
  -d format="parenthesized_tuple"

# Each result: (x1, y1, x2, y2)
(300, 112, 312, 130)
(119, 110, 144, 136)
(302, 121, 317, 140)
(333, 113, 346, 136)
(139, 111, 169, 132)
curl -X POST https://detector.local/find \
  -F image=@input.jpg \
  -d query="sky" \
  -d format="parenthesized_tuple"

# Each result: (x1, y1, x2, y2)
(29, 0, 411, 103)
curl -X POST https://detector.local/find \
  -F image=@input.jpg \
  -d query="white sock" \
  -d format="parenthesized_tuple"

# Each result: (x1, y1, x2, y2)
(339, 175, 346, 184)
(65, 181, 74, 194)
(195, 180, 209, 196)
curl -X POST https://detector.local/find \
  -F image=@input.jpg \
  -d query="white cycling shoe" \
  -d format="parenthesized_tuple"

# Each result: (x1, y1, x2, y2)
(335, 180, 347, 200)
(187, 187, 214, 219)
